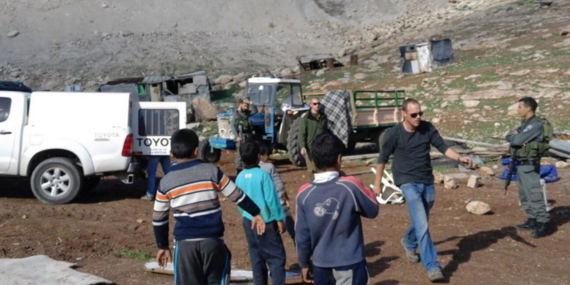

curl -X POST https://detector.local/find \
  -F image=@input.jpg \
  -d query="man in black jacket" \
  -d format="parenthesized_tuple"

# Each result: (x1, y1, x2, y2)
(373, 98, 471, 282)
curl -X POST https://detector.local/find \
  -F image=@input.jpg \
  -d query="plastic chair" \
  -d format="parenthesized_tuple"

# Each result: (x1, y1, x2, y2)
(516, 179, 553, 212)
(370, 168, 405, 204)
(541, 179, 554, 212)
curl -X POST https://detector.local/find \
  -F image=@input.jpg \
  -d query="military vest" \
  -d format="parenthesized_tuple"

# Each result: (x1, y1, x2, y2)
(510, 117, 553, 159)
(234, 110, 252, 133)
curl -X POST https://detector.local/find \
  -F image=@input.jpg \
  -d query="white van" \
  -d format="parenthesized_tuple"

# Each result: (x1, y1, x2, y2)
(0, 91, 186, 204)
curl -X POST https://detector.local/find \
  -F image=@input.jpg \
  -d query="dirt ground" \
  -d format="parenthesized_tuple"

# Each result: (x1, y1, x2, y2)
(1, 150, 570, 285)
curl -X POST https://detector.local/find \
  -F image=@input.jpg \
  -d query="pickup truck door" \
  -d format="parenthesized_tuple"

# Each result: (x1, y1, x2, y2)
(0, 93, 26, 174)
(132, 102, 187, 156)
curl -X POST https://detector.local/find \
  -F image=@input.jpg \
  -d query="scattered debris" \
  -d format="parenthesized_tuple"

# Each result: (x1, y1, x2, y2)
(136, 219, 145, 224)
(297, 54, 343, 71)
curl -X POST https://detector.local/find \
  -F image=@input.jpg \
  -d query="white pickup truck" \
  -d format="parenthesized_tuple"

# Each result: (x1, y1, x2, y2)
(0, 91, 186, 204)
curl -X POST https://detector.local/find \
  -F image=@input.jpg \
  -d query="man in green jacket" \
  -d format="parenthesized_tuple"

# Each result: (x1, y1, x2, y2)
(299, 97, 328, 176)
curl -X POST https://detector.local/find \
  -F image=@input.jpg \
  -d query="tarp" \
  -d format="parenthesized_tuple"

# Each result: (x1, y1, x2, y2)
(321, 90, 353, 147)
(0, 255, 113, 285)
(498, 159, 560, 183)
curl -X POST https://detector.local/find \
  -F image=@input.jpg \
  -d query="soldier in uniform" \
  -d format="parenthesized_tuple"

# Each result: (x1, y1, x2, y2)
(506, 97, 551, 238)
(231, 97, 258, 174)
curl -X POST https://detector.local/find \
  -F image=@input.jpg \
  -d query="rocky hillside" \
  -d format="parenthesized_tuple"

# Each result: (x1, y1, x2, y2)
(298, 0, 570, 142)
(1, 0, 447, 90)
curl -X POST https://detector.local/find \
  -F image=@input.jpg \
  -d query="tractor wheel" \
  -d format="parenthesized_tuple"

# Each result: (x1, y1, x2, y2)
(199, 139, 221, 163)
(286, 117, 306, 166)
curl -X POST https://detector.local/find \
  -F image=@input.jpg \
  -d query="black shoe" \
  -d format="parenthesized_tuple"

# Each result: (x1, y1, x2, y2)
(531, 222, 550, 238)
(516, 218, 537, 231)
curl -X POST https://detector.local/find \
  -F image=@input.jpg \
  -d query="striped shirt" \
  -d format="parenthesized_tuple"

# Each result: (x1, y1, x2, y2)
(152, 158, 260, 249)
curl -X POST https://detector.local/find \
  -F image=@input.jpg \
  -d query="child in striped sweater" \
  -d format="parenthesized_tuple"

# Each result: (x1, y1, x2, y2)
(152, 129, 265, 285)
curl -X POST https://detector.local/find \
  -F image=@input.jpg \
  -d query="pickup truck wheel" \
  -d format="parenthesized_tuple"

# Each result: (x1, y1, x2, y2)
(286, 117, 306, 166)
(31, 158, 83, 204)
(199, 139, 221, 163)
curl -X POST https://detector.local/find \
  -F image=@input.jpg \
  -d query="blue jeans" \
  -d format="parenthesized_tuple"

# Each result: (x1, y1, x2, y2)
(242, 218, 286, 285)
(145, 156, 171, 196)
(400, 183, 440, 270)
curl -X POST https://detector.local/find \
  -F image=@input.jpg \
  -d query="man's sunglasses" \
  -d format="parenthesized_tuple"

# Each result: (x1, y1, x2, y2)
(409, 112, 423, 118)
(311, 103, 320, 106)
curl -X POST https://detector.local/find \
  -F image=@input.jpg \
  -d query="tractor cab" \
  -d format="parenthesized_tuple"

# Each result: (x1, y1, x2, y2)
(246, 75, 304, 115)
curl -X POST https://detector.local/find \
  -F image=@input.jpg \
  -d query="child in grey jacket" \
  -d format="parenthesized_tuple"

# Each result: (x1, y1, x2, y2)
(259, 144, 295, 243)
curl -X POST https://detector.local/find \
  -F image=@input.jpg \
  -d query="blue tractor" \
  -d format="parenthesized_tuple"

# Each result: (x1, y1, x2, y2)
(199, 74, 309, 166)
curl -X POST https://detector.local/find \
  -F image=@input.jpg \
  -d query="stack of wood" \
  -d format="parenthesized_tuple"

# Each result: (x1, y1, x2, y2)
(431, 136, 509, 160)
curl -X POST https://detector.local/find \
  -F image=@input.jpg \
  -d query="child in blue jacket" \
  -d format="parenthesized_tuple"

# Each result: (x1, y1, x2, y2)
(295, 132, 379, 284)
(236, 141, 286, 285)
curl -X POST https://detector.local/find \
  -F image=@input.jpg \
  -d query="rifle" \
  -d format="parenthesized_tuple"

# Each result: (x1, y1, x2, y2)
(504, 149, 518, 195)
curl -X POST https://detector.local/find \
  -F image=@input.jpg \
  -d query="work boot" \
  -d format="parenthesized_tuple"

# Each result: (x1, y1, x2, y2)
(400, 238, 419, 263)
(531, 222, 550, 238)
(427, 267, 444, 282)
(515, 218, 536, 231)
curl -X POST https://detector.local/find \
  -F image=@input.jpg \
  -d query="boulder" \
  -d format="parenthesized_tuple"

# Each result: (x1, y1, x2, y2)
(433, 170, 444, 184)
(478, 166, 495, 176)
(233, 72, 246, 82)
(555, 161, 569, 168)
(7, 30, 20, 38)
(192, 97, 218, 122)
(215, 75, 233, 85)
(466, 175, 481, 188)
(444, 176, 458, 189)
(466, 200, 491, 215)
(463, 100, 480, 108)
(280, 68, 293, 77)
(224, 82, 238, 90)
(316, 69, 327, 77)
(354, 73, 367, 80)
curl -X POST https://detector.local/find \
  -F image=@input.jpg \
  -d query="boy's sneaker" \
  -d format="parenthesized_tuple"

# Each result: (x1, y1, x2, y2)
(400, 238, 419, 263)
(427, 268, 444, 282)
(140, 194, 154, 201)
